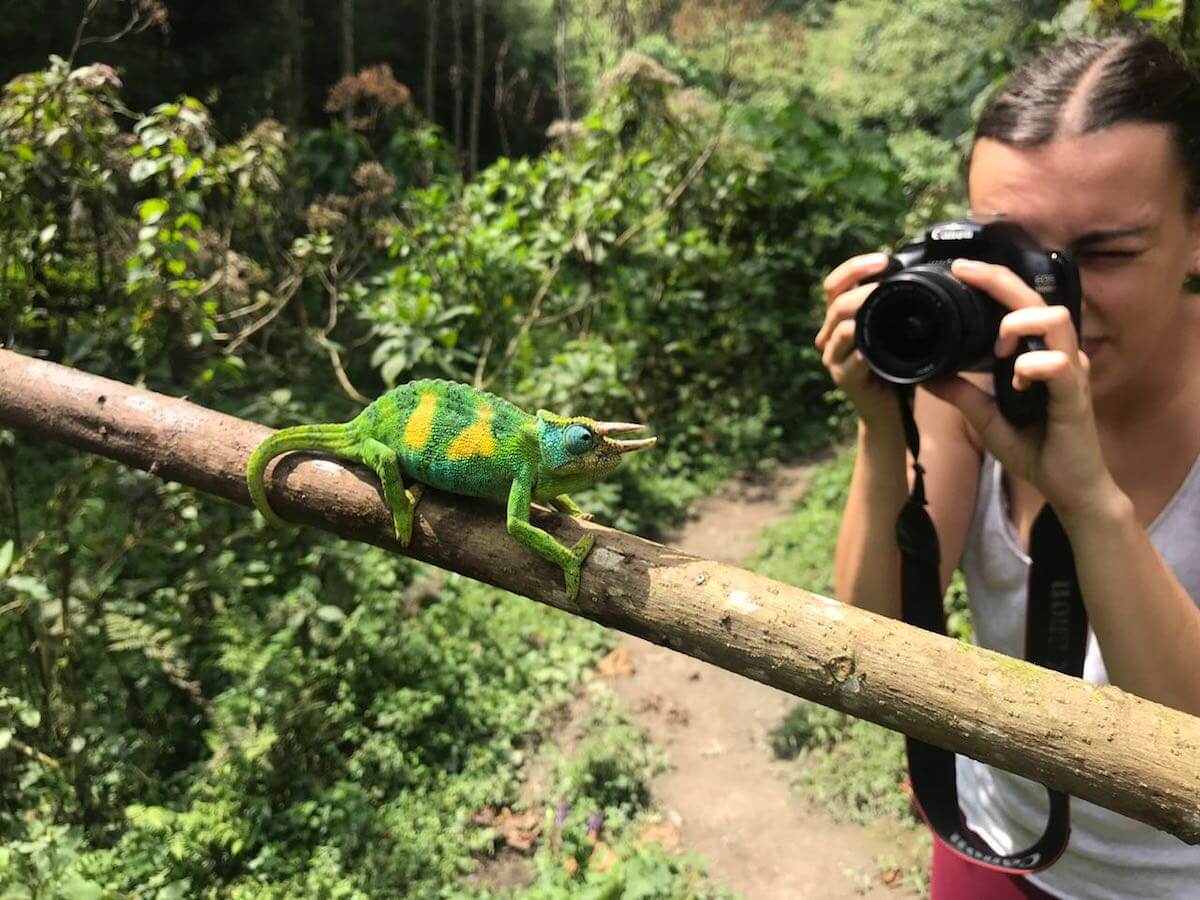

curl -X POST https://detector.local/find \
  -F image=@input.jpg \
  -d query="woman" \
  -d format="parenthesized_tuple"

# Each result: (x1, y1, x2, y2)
(815, 33, 1200, 899)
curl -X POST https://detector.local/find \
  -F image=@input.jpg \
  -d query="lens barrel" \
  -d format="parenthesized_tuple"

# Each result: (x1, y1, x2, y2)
(855, 267, 995, 384)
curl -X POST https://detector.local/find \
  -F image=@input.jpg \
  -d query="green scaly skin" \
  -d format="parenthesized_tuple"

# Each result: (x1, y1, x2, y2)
(246, 379, 656, 601)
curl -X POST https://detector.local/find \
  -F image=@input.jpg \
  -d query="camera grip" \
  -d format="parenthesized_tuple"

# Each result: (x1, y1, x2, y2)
(993, 336, 1048, 427)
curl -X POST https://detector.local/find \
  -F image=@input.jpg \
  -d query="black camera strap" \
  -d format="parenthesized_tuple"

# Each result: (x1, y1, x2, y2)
(893, 386, 1089, 873)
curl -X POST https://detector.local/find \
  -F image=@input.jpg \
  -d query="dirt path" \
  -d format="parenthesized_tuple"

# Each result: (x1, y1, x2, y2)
(602, 462, 926, 899)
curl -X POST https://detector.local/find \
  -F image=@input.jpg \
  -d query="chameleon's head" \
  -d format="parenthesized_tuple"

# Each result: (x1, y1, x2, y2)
(536, 410, 656, 484)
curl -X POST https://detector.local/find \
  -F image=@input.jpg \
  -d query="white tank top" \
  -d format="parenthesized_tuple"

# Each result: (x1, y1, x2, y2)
(958, 450, 1200, 899)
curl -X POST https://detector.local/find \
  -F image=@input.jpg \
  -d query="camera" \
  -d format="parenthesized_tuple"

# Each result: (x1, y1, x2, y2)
(853, 217, 1081, 426)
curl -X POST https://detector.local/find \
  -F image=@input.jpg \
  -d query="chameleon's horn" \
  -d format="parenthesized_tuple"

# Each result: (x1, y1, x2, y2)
(612, 437, 657, 453)
(593, 421, 644, 436)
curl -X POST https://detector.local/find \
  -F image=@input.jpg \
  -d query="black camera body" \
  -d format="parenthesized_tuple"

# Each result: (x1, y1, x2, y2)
(854, 217, 1081, 426)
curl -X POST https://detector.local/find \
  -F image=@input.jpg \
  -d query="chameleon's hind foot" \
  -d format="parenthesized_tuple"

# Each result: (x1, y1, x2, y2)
(394, 515, 413, 548)
(562, 535, 595, 602)
(551, 494, 593, 521)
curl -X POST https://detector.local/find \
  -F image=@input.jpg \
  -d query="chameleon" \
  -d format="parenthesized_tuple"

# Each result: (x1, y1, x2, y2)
(246, 379, 656, 600)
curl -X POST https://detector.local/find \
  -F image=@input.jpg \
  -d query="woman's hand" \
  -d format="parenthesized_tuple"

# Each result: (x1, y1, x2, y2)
(923, 258, 1122, 521)
(814, 252, 900, 426)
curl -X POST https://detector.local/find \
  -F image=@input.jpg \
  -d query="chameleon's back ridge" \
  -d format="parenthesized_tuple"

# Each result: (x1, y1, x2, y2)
(355, 379, 534, 500)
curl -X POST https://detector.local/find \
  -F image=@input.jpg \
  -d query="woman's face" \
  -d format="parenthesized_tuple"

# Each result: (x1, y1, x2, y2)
(968, 123, 1200, 404)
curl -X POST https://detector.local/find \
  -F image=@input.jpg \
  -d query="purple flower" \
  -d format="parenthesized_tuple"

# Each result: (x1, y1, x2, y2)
(555, 803, 570, 829)
(587, 810, 604, 837)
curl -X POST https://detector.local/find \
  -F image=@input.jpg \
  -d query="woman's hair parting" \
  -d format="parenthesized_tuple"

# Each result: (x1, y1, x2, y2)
(974, 32, 1200, 208)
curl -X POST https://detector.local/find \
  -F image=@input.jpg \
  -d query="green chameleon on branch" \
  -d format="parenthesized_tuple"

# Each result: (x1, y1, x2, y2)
(246, 379, 656, 600)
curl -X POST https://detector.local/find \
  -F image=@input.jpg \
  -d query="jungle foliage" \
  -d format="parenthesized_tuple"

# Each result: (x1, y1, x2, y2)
(0, 0, 1194, 896)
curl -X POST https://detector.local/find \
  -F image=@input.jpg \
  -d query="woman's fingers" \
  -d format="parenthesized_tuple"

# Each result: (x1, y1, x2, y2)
(815, 283, 877, 350)
(949, 259, 1083, 397)
(950, 258, 1046, 310)
(995, 304, 1078, 356)
(1012, 349, 1088, 398)
(822, 252, 891, 303)
(821, 318, 857, 369)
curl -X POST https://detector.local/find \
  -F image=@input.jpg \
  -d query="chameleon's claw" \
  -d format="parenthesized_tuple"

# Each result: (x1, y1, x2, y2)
(572, 510, 595, 522)
(562, 535, 595, 601)
(395, 515, 414, 548)
(394, 485, 424, 548)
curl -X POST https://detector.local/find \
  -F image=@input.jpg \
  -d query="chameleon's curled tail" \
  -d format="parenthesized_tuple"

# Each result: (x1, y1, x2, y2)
(246, 423, 359, 528)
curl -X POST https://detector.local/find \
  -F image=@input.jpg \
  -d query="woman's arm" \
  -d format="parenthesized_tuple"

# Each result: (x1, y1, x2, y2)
(834, 387, 982, 619)
(834, 414, 907, 618)
(1060, 488, 1200, 716)
(930, 258, 1200, 716)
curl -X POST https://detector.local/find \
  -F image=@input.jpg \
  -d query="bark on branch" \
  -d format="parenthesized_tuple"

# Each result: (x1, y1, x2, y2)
(1, 348, 1198, 844)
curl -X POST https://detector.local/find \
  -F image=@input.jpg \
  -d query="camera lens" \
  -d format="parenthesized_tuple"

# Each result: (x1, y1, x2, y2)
(854, 266, 994, 384)
(873, 288, 942, 365)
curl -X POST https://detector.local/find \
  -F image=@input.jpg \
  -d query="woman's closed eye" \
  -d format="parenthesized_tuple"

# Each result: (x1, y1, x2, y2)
(1079, 248, 1143, 262)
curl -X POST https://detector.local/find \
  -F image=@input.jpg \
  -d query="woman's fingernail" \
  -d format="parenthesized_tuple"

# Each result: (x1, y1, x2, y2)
(955, 258, 983, 271)
(867, 252, 889, 267)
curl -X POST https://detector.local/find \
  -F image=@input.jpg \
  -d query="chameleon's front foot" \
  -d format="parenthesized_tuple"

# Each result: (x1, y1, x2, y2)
(393, 484, 424, 547)
(561, 535, 595, 602)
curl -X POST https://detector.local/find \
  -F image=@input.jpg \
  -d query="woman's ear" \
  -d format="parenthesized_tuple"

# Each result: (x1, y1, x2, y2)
(1180, 204, 1200, 274)
(1185, 206, 1200, 288)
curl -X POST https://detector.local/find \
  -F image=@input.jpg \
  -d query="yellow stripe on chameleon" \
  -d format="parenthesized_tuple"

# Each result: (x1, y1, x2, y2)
(447, 401, 496, 459)
(404, 392, 438, 450)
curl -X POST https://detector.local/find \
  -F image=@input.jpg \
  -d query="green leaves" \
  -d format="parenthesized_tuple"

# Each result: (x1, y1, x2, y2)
(0, 58, 295, 383)
(0, 21, 918, 898)
(137, 198, 170, 225)
(366, 290, 478, 385)
(314, 605, 347, 624)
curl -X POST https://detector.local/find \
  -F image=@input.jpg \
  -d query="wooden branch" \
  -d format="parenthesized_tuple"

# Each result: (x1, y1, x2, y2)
(1, 348, 1199, 844)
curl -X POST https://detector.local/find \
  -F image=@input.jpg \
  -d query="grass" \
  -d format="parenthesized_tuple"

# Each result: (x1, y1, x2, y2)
(467, 682, 735, 899)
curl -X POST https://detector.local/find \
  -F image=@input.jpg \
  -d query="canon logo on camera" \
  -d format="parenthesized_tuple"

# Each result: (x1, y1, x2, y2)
(929, 225, 975, 241)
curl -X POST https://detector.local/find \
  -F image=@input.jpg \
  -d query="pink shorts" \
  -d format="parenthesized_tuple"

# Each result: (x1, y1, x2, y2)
(930, 838, 1059, 899)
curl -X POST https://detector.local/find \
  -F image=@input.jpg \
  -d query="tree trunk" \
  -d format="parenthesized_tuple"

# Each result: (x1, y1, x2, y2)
(451, 0, 465, 171)
(424, 0, 439, 121)
(494, 37, 512, 157)
(339, 0, 355, 127)
(555, 0, 572, 123)
(2, 346, 1200, 848)
(469, 0, 485, 177)
(275, 0, 306, 132)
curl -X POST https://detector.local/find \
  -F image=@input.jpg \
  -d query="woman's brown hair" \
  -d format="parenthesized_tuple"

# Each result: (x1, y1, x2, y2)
(973, 33, 1200, 209)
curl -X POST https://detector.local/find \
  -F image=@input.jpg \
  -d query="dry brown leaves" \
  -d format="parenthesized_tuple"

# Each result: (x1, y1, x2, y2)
(596, 646, 635, 678)
(471, 806, 542, 854)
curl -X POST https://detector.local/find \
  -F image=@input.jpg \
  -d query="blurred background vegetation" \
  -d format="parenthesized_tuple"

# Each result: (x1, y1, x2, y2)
(0, 0, 1193, 896)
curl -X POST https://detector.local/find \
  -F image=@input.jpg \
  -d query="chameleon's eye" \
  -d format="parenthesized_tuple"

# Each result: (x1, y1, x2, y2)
(564, 424, 595, 455)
